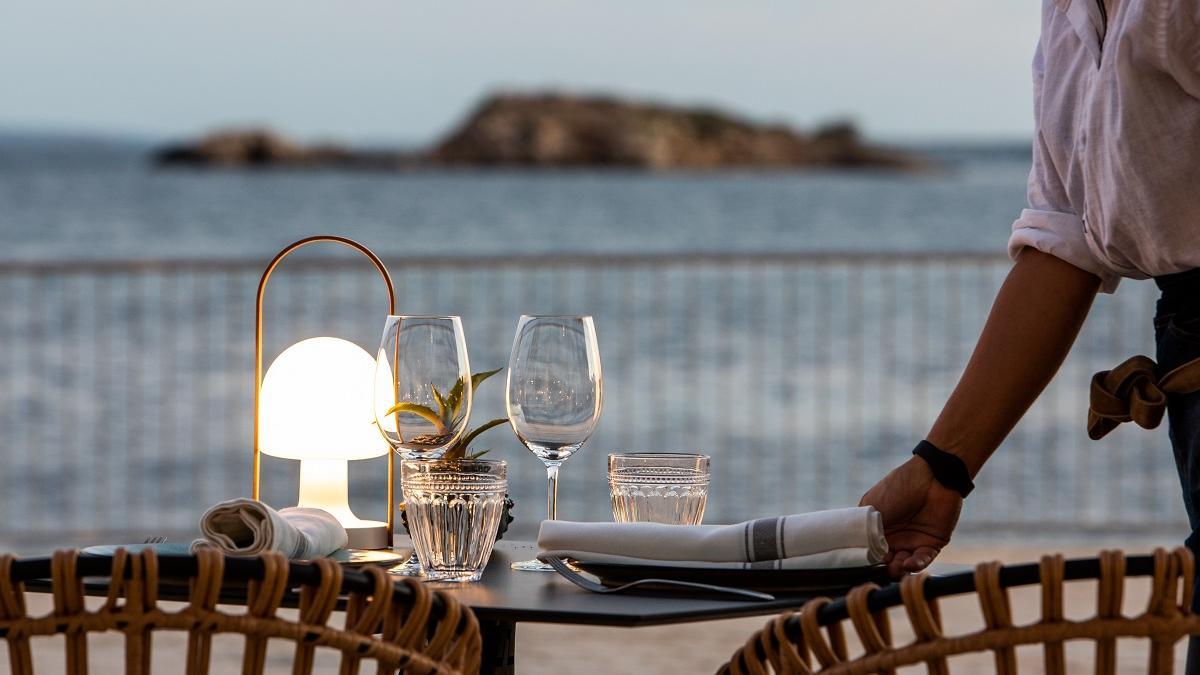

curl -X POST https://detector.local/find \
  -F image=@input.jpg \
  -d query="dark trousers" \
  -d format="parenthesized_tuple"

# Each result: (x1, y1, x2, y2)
(1155, 269, 1200, 672)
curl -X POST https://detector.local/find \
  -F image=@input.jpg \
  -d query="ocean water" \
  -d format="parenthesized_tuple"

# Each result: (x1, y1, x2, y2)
(0, 137, 1029, 261)
(0, 136, 1184, 544)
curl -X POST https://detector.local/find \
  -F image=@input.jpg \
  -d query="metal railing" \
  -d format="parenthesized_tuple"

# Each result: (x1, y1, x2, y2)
(0, 251, 1183, 542)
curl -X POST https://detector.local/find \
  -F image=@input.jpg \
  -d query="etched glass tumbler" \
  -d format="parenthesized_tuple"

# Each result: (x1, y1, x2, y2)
(608, 453, 710, 525)
(401, 459, 507, 582)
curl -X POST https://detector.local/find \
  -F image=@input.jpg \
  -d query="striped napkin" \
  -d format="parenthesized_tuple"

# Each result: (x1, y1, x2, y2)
(538, 506, 887, 570)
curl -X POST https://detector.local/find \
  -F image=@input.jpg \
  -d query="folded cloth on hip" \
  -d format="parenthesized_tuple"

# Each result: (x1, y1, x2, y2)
(191, 498, 347, 559)
(537, 506, 887, 570)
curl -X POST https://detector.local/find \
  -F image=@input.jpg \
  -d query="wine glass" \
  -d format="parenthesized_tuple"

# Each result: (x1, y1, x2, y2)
(505, 315, 603, 571)
(374, 315, 472, 575)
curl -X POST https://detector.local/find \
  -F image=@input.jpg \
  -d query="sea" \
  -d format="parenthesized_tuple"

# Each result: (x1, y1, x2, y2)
(0, 134, 1029, 262)
(0, 134, 1184, 546)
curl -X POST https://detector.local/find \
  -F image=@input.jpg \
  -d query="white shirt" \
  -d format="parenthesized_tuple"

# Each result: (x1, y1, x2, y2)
(1007, 0, 1200, 292)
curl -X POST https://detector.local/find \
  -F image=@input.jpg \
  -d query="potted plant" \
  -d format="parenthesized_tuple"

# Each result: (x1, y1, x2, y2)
(390, 368, 516, 539)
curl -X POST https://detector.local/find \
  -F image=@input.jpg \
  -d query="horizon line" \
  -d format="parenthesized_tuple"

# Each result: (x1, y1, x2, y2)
(0, 122, 1035, 150)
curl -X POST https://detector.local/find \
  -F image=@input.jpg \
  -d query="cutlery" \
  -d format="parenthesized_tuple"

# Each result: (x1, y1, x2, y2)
(543, 556, 775, 601)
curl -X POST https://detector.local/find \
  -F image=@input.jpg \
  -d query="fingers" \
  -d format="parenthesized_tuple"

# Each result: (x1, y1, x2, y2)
(886, 546, 940, 578)
(900, 546, 939, 573)
(886, 550, 912, 578)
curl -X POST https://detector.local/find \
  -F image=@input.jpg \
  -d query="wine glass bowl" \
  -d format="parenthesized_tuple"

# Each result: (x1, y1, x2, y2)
(373, 315, 472, 576)
(507, 314, 603, 462)
(374, 316, 472, 460)
(506, 315, 602, 571)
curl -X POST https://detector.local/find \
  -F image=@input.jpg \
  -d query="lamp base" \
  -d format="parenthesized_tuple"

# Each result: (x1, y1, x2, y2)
(293, 459, 391, 550)
(346, 521, 391, 550)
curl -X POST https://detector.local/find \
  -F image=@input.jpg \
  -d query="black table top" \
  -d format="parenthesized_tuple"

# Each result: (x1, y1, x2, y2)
(24, 540, 968, 628)
(436, 540, 863, 627)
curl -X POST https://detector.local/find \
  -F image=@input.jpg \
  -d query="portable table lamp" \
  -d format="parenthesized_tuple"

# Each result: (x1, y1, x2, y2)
(253, 235, 395, 550)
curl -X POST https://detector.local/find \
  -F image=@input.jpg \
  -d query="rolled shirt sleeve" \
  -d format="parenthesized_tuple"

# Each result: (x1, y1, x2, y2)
(998, 0, 1200, 289)
(1008, 208, 1120, 292)
(1007, 24, 1120, 294)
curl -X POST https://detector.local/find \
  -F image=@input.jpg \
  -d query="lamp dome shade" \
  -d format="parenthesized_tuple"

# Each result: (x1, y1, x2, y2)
(258, 337, 389, 461)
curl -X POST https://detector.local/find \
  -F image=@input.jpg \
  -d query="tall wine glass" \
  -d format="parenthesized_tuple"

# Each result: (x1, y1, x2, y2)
(506, 315, 603, 571)
(374, 315, 472, 575)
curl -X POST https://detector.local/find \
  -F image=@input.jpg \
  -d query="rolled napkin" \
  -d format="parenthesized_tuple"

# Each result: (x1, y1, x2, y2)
(538, 506, 887, 570)
(191, 498, 348, 559)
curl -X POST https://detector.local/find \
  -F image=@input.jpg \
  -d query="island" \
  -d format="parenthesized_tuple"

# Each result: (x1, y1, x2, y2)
(153, 129, 417, 170)
(153, 92, 924, 171)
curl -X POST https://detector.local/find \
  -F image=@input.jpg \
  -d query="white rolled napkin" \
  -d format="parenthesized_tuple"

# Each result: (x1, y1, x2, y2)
(538, 506, 887, 570)
(191, 498, 348, 559)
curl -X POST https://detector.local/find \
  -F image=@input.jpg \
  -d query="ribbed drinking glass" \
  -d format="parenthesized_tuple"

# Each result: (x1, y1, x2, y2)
(608, 452, 710, 525)
(401, 458, 507, 582)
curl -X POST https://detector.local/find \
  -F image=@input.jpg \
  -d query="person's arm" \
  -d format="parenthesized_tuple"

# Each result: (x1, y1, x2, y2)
(860, 248, 1101, 576)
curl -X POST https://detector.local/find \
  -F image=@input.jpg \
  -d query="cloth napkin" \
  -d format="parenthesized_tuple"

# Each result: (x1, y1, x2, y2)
(538, 506, 887, 570)
(191, 498, 347, 559)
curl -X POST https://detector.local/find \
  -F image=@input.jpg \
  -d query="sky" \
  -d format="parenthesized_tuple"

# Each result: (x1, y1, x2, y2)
(0, 1, 1042, 145)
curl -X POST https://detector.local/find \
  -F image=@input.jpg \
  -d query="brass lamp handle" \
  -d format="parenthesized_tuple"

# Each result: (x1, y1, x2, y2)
(252, 235, 397, 537)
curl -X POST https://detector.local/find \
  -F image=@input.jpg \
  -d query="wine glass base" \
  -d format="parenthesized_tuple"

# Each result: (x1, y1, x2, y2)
(387, 555, 425, 577)
(510, 558, 555, 572)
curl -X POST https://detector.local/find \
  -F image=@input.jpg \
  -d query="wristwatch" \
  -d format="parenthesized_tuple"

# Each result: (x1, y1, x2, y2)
(912, 440, 974, 498)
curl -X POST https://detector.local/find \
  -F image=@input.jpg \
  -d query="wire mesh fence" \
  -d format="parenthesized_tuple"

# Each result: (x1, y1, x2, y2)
(0, 251, 1182, 543)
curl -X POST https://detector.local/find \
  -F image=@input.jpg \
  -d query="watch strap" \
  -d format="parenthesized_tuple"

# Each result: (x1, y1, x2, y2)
(912, 440, 974, 498)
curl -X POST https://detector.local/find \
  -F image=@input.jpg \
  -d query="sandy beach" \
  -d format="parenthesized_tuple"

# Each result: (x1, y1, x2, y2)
(5, 542, 1189, 674)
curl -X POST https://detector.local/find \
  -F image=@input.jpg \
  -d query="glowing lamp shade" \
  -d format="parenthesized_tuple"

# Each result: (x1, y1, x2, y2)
(258, 336, 390, 548)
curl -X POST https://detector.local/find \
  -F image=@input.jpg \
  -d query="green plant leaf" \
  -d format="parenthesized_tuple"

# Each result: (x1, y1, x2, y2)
(446, 368, 501, 421)
(445, 376, 466, 417)
(431, 384, 449, 420)
(384, 402, 449, 433)
(457, 418, 508, 453)
(471, 368, 503, 392)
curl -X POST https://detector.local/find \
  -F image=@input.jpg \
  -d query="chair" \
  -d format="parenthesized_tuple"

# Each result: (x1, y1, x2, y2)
(720, 547, 1197, 674)
(0, 548, 480, 675)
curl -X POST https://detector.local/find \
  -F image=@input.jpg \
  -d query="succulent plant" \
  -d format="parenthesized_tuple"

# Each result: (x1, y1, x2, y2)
(389, 367, 516, 539)
(384, 367, 508, 460)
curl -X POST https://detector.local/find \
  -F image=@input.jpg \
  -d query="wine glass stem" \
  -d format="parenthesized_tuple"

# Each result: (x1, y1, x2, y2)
(396, 451, 421, 568)
(545, 462, 562, 521)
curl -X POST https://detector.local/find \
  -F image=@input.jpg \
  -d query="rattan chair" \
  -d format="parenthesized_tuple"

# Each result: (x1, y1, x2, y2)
(720, 547, 1197, 674)
(0, 548, 481, 675)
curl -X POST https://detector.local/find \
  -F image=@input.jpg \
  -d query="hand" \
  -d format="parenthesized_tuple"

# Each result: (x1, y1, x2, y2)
(859, 457, 963, 578)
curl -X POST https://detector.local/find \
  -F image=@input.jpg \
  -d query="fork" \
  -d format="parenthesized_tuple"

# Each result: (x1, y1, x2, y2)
(543, 556, 775, 601)
(142, 536, 168, 544)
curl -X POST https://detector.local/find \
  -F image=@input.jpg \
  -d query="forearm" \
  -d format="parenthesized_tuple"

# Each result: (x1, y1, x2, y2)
(926, 249, 1101, 476)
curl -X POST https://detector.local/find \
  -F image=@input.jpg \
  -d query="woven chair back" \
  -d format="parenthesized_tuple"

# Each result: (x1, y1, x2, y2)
(0, 548, 480, 675)
(721, 547, 1196, 674)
